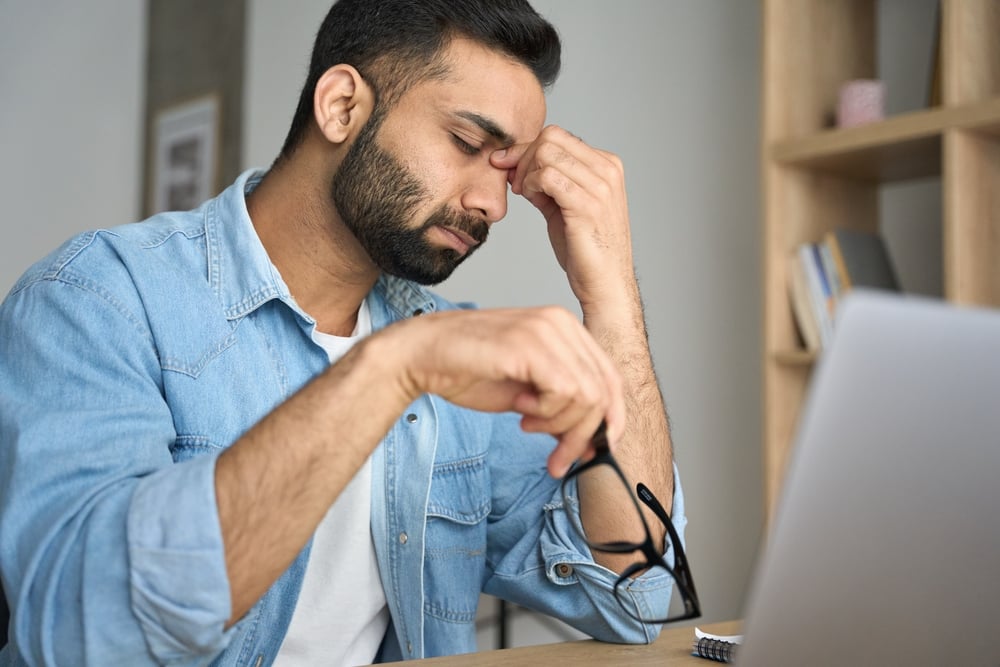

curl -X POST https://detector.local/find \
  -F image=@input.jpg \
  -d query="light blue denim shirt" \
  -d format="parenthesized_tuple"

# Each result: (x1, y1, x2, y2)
(0, 170, 686, 666)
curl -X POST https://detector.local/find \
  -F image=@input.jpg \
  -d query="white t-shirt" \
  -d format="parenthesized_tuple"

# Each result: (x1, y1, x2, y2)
(274, 300, 390, 666)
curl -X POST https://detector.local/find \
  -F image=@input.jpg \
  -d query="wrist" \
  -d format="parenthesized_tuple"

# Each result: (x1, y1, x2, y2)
(351, 323, 424, 409)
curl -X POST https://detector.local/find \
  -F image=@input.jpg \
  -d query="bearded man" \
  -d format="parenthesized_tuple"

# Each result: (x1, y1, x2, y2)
(0, 1, 688, 664)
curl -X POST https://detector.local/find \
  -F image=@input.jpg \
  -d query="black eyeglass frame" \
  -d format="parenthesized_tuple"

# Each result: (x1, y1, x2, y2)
(559, 422, 701, 625)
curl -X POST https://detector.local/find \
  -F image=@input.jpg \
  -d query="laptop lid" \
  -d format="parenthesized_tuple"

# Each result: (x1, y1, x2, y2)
(738, 292, 1000, 666)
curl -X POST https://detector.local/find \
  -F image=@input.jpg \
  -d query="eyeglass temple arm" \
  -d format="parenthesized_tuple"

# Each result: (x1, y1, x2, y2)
(636, 482, 700, 602)
(590, 419, 610, 455)
(635, 482, 669, 524)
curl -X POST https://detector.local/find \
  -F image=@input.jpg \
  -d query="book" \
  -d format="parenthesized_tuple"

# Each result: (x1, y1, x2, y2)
(797, 244, 834, 347)
(787, 255, 821, 352)
(788, 231, 899, 353)
(810, 242, 838, 325)
(692, 627, 743, 663)
(817, 240, 844, 307)
(823, 228, 900, 294)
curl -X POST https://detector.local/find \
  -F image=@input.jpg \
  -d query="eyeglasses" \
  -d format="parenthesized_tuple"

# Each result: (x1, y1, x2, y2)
(560, 420, 701, 625)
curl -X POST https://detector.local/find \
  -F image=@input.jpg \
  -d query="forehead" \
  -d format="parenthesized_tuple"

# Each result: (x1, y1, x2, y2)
(401, 37, 548, 143)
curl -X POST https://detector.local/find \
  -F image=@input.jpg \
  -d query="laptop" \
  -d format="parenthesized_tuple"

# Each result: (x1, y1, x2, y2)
(737, 291, 1000, 666)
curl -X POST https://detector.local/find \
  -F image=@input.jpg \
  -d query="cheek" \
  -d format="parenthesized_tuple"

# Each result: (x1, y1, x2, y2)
(379, 126, 463, 218)
(403, 152, 458, 210)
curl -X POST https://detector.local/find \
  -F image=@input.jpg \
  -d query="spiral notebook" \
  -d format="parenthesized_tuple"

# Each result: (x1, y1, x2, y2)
(691, 627, 742, 663)
(736, 292, 1000, 666)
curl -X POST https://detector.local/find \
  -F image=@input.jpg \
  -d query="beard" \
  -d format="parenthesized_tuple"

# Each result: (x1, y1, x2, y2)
(330, 114, 490, 285)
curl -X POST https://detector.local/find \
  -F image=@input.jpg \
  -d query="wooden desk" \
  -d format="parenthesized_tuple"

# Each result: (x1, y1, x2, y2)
(383, 621, 741, 666)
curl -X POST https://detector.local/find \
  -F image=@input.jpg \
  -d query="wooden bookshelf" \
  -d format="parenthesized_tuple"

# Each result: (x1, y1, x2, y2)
(761, 0, 1000, 518)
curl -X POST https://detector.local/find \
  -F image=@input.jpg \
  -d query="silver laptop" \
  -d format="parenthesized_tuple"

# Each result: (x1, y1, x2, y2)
(738, 291, 1000, 666)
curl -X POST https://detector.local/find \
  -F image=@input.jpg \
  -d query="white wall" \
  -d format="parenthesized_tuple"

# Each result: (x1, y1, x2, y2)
(246, 1, 764, 637)
(0, 0, 146, 293)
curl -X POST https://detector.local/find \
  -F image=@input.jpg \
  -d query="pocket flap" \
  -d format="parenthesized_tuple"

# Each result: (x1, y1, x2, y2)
(426, 455, 490, 525)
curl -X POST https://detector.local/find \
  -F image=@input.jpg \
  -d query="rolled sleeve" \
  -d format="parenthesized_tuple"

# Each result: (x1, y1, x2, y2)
(485, 411, 688, 645)
(127, 453, 234, 661)
(0, 261, 236, 664)
(538, 462, 687, 644)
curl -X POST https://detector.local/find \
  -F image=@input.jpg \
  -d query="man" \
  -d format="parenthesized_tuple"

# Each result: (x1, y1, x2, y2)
(0, 0, 685, 664)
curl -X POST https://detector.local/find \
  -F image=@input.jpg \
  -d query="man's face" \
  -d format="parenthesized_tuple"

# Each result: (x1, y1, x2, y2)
(331, 38, 547, 285)
(331, 112, 489, 285)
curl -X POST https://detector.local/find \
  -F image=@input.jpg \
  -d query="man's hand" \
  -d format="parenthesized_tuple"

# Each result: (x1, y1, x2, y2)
(381, 306, 625, 478)
(490, 126, 636, 316)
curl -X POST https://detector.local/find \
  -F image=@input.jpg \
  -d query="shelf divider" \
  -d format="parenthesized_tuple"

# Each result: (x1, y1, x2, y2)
(770, 96, 1000, 182)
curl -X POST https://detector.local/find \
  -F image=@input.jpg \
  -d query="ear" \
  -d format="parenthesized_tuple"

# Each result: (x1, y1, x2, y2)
(313, 64, 374, 145)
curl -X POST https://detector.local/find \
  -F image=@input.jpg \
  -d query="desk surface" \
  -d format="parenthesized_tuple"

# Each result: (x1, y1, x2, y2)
(384, 620, 741, 666)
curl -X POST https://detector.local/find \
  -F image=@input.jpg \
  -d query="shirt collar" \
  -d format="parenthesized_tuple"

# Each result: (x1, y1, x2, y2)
(204, 169, 440, 326)
(204, 169, 289, 320)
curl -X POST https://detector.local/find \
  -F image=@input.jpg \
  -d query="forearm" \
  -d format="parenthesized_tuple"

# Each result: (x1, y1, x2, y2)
(580, 279, 673, 569)
(216, 331, 412, 625)
(491, 127, 674, 572)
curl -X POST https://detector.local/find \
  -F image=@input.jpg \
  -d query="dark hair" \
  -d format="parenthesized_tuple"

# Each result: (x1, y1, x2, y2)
(276, 0, 561, 161)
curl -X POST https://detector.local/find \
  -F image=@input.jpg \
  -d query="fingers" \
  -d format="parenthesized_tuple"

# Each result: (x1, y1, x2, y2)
(491, 126, 623, 207)
(490, 125, 634, 310)
(507, 307, 625, 475)
(395, 307, 625, 476)
(515, 311, 620, 423)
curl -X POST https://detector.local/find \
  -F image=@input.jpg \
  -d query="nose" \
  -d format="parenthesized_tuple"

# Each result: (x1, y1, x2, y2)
(461, 163, 509, 224)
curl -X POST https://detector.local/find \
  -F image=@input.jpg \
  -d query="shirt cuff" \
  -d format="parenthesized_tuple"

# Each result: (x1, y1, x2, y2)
(127, 451, 235, 661)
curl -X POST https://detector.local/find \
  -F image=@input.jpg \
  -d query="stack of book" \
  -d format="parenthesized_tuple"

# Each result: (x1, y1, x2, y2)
(788, 228, 900, 352)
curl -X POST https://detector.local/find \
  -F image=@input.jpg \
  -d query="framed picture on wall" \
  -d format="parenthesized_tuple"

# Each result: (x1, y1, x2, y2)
(151, 94, 220, 214)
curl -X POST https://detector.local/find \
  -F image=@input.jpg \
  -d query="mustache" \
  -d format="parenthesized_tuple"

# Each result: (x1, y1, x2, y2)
(423, 205, 490, 245)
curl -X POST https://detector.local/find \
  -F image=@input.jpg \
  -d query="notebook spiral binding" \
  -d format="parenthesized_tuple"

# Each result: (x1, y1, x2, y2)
(692, 635, 738, 663)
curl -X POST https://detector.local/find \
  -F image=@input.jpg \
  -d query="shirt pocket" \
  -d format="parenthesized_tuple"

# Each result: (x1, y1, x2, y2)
(423, 454, 491, 624)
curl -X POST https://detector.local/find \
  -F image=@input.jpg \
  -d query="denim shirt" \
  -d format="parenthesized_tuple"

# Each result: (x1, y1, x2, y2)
(0, 170, 686, 666)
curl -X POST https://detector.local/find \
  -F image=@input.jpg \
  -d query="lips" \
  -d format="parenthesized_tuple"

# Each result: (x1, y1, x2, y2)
(433, 225, 481, 255)
(443, 226, 480, 248)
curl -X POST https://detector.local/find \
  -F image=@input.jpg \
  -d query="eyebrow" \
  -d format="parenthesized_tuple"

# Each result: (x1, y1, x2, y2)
(454, 111, 515, 146)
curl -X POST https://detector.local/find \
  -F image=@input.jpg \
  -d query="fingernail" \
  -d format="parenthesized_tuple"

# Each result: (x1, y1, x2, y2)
(493, 148, 507, 159)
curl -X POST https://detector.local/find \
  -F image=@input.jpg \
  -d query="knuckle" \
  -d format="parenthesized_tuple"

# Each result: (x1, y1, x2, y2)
(605, 152, 624, 172)
(592, 178, 612, 200)
(580, 384, 603, 407)
(538, 168, 570, 194)
(539, 304, 570, 322)
(540, 124, 563, 140)
(548, 378, 578, 402)
(596, 159, 620, 183)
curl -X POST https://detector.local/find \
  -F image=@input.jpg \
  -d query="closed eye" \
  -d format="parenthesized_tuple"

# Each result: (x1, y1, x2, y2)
(451, 133, 481, 156)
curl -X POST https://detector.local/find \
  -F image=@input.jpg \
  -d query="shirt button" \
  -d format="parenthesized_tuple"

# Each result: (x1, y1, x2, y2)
(407, 642, 413, 653)
(555, 563, 574, 578)
(406, 413, 418, 423)
(399, 532, 408, 544)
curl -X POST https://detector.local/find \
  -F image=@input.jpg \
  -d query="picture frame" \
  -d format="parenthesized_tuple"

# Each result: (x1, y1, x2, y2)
(150, 94, 220, 214)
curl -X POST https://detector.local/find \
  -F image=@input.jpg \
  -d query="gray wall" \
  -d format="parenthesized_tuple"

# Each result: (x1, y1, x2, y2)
(2, 0, 764, 642)
(878, 0, 943, 297)
(0, 0, 943, 651)
(245, 1, 764, 635)
(0, 0, 146, 292)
